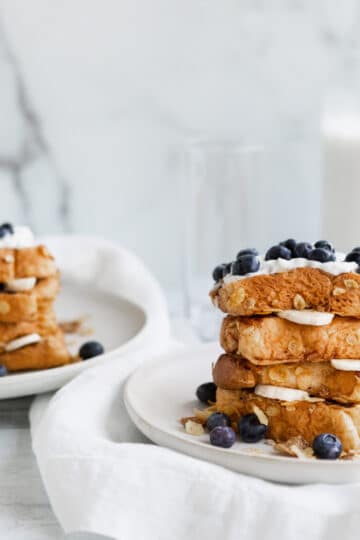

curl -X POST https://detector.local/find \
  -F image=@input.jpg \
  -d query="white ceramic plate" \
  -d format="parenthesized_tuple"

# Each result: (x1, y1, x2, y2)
(125, 342, 360, 484)
(0, 236, 169, 399)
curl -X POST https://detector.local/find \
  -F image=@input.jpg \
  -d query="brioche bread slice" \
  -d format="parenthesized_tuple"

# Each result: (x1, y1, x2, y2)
(213, 354, 360, 404)
(214, 387, 360, 452)
(211, 268, 360, 318)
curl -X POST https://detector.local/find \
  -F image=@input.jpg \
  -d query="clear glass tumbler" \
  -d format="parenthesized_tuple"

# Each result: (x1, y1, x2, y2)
(183, 140, 321, 341)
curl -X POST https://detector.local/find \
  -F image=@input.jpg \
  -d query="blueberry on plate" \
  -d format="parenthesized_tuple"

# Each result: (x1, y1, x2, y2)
(232, 255, 260, 276)
(308, 248, 335, 263)
(206, 412, 231, 432)
(265, 245, 292, 261)
(236, 248, 259, 259)
(212, 264, 227, 282)
(79, 341, 104, 360)
(345, 251, 360, 264)
(312, 433, 342, 460)
(280, 238, 297, 255)
(294, 242, 313, 259)
(209, 426, 236, 448)
(0, 364, 8, 377)
(238, 413, 268, 443)
(196, 382, 217, 404)
(314, 240, 335, 253)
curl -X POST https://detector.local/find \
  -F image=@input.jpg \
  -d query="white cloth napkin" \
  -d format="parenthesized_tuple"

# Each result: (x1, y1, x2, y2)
(30, 236, 360, 540)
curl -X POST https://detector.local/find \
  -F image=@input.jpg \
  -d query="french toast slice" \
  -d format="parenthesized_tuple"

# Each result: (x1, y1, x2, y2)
(0, 275, 59, 323)
(0, 245, 57, 282)
(0, 329, 72, 372)
(213, 353, 360, 404)
(211, 267, 360, 318)
(220, 315, 360, 364)
(214, 387, 360, 452)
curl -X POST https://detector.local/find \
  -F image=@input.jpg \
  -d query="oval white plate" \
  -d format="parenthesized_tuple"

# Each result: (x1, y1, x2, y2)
(0, 236, 169, 399)
(125, 342, 360, 484)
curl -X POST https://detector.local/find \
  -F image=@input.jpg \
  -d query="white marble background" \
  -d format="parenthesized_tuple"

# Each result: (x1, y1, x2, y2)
(0, 1, 359, 292)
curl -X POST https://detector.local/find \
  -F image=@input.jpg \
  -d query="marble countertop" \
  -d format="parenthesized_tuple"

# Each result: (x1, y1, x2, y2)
(0, 396, 108, 540)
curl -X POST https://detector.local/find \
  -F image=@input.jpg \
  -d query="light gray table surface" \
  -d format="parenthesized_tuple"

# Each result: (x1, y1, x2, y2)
(0, 395, 110, 540)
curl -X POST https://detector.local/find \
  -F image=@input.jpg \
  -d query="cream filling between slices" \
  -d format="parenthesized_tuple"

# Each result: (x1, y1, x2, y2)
(331, 359, 360, 371)
(276, 310, 334, 326)
(5, 277, 36, 292)
(5, 333, 41, 352)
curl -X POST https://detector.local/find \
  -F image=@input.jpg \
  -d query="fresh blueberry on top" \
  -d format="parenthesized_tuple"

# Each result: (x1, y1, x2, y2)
(265, 245, 292, 261)
(351, 247, 360, 253)
(79, 341, 104, 360)
(345, 251, 360, 264)
(0, 364, 7, 377)
(196, 382, 217, 404)
(312, 433, 342, 459)
(294, 242, 313, 259)
(0, 223, 14, 238)
(206, 412, 231, 432)
(236, 248, 259, 259)
(212, 264, 226, 282)
(232, 255, 260, 276)
(314, 240, 335, 253)
(209, 426, 236, 448)
(238, 413, 268, 443)
(280, 238, 297, 255)
(308, 248, 335, 263)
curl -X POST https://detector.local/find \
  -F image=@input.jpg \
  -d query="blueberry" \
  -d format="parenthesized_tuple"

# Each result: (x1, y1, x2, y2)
(196, 382, 217, 404)
(280, 238, 297, 255)
(0, 364, 7, 377)
(312, 433, 342, 460)
(294, 242, 313, 259)
(206, 412, 231, 431)
(223, 262, 232, 276)
(265, 245, 292, 261)
(308, 248, 335, 263)
(238, 414, 268, 443)
(345, 251, 360, 264)
(0, 223, 14, 238)
(231, 255, 260, 275)
(314, 240, 335, 253)
(236, 248, 259, 259)
(212, 264, 227, 282)
(209, 426, 236, 448)
(351, 247, 360, 253)
(79, 341, 104, 360)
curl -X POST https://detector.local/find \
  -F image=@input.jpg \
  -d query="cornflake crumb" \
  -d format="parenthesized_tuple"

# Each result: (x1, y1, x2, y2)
(274, 436, 315, 459)
(185, 420, 205, 436)
(60, 316, 93, 336)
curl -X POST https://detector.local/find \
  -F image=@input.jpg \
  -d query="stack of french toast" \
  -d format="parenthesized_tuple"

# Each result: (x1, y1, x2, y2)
(208, 239, 360, 455)
(0, 224, 70, 372)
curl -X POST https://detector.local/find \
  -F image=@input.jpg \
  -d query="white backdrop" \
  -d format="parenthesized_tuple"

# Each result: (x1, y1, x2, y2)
(0, 1, 359, 291)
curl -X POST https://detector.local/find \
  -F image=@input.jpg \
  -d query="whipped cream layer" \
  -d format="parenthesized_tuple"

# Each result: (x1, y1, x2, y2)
(223, 254, 358, 284)
(277, 310, 334, 326)
(5, 277, 36, 292)
(0, 226, 35, 249)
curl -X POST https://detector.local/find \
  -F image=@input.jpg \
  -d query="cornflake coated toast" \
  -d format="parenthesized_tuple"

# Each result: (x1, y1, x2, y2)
(0, 275, 59, 323)
(0, 245, 56, 282)
(0, 330, 72, 372)
(211, 268, 360, 318)
(220, 315, 360, 364)
(214, 387, 360, 452)
(213, 353, 360, 404)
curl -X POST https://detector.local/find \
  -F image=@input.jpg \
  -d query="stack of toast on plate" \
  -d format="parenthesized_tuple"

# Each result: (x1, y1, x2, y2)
(206, 240, 360, 454)
(0, 224, 70, 372)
